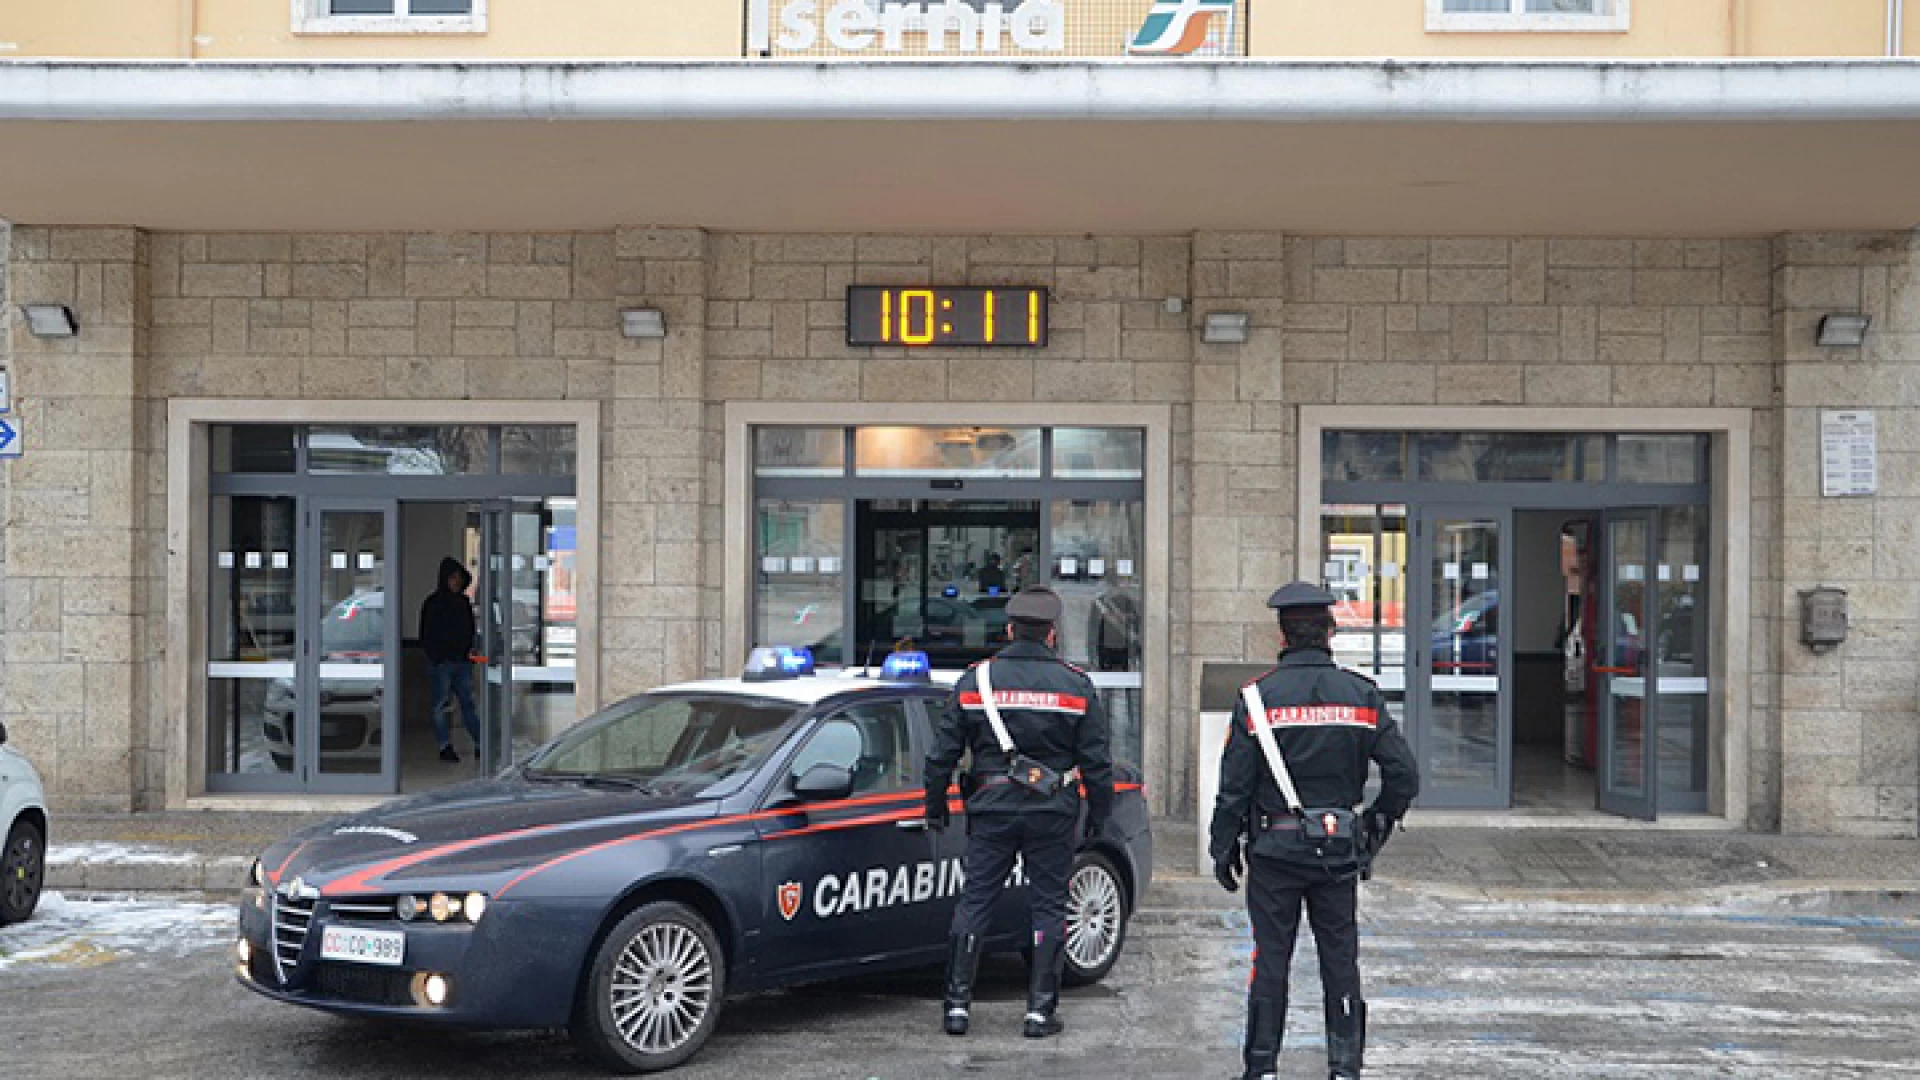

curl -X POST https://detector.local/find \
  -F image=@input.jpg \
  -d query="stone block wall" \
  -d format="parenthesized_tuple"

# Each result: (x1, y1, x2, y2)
(2, 227, 151, 811)
(1772, 233, 1920, 835)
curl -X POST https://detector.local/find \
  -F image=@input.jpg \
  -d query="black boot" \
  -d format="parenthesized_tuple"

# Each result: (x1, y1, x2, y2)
(942, 934, 982, 1036)
(1326, 996, 1366, 1079)
(1240, 996, 1283, 1080)
(1022, 933, 1066, 1038)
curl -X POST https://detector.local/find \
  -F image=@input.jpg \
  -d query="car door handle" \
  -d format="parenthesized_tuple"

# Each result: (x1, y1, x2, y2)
(895, 818, 928, 832)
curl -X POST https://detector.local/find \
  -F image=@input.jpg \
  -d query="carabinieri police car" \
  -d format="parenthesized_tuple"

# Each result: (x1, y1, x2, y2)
(236, 649, 1152, 1074)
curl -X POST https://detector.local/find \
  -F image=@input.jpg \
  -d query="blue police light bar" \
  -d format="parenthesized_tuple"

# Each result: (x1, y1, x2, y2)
(942, 585, 960, 598)
(880, 651, 932, 682)
(744, 646, 814, 681)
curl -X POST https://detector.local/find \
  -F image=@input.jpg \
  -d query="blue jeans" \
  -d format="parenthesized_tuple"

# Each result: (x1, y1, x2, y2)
(430, 661, 480, 750)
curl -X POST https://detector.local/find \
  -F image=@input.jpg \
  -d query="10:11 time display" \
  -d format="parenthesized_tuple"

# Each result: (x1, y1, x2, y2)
(846, 286, 1049, 348)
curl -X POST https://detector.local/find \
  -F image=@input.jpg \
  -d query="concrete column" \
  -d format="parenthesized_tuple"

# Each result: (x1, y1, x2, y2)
(1773, 231, 1920, 837)
(1, 226, 150, 812)
(603, 228, 715, 699)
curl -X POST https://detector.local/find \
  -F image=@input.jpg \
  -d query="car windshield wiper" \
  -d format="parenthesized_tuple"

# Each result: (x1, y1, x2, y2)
(524, 769, 655, 794)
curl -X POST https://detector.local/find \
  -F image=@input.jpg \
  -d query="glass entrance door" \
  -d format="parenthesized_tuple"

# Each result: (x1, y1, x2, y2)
(473, 499, 574, 776)
(305, 500, 399, 794)
(854, 500, 1041, 668)
(1411, 506, 1511, 808)
(1598, 510, 1658, 820)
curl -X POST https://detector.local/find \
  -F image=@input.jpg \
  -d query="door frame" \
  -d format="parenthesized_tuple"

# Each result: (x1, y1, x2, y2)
(1297, 406, 1751, 827)
(1408, 504, 1515, 810)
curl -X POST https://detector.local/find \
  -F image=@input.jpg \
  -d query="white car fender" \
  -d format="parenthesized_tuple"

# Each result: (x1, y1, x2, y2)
(0, 743, 49, 836)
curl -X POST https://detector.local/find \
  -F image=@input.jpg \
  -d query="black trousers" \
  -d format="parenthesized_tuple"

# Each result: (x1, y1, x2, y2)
(1245, 855, 1361, 1016)
(950, 812, 1075, 944)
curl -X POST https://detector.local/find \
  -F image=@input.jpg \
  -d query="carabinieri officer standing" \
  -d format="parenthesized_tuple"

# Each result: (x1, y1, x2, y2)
(924, 585, 1115, 1040)
(1210, 582, 1420, 1080)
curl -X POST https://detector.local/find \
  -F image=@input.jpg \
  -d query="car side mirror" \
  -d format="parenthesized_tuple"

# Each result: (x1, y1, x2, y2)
(792, 763, 855, 803)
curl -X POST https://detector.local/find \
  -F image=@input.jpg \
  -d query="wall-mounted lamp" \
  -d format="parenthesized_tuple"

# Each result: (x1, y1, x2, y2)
(20, 304, 78, 339)
(1201, 312, 1250, 345)
(1817, 313, 1871, 348)
(620, 308, 666, 340)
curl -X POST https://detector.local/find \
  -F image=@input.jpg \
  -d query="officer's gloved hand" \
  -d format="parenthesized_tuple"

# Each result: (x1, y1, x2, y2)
(1213, 841, 1244, 893)
(1363, 808, 1395, 853)
(925, 790, 951, 833)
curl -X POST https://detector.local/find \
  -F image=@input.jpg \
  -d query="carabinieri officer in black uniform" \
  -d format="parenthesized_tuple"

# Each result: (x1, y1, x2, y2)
(1210, 582, 1420, 1080)
(925, 585, 1115, 1040)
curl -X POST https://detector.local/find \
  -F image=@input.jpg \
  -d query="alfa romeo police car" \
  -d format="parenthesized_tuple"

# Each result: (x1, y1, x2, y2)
(236, 649, 1152, 1073)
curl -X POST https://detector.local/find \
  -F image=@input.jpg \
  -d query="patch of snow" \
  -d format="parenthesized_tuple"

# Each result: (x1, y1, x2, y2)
(0, 892, 235, 970)
(45, 842, 201, 866)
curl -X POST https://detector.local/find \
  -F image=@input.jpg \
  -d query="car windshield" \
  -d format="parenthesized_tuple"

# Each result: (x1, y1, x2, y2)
(524, 694, 799, 796)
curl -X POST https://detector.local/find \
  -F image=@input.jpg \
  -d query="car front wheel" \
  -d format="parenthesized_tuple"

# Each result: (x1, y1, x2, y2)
(1, 817, 45, 925)
(571, 900, 726, 1074)
(1062, 850, 1127, 987)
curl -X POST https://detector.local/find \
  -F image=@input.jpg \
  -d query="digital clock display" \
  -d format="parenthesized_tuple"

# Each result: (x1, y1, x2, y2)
(846, 287, 1048, 348)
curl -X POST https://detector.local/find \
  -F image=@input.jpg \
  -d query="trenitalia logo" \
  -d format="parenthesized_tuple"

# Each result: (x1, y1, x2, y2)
(1126, 0, 1234, 55)
(747, 0, 1066, 53)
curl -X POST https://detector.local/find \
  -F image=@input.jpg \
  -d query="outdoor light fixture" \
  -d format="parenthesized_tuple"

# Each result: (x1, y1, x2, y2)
(1817, 313, 1871, 348)
(20, 304, 78, 338)
(1202, 312, 1250, 344)
(620, 308, 667, 339)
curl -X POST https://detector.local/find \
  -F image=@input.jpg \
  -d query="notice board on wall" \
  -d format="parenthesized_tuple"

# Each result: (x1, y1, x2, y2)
(1820, 409, 1877, 497)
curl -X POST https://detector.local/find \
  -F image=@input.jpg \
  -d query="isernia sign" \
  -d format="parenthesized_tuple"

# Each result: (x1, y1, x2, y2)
(748, 0, 1066, 53)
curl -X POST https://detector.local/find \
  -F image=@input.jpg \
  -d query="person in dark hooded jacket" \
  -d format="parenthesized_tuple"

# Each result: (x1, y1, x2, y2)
(420, 557, 479, 763)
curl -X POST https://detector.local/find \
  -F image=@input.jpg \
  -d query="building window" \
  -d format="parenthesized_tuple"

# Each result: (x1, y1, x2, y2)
(295, 0, 487, 35)
(1427, 0, 1629, 33)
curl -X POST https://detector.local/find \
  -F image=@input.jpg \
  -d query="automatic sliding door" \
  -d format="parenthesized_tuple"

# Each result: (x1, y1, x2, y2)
(1413, 507, 1511, 808)
(854, 500, 1040, 669)
(307, 501, 398, 793)
(1598, 510, 1658, 820)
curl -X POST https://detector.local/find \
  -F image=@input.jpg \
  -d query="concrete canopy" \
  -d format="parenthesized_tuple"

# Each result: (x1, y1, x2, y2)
(2, 60, 1920, 235)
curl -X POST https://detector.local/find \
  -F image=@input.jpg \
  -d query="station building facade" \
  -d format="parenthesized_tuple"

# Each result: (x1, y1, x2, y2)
(1, 2, 1919, 838)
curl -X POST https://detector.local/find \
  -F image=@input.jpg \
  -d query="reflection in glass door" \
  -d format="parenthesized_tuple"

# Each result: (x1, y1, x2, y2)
(307, 502, 398, 793)
(1412, 507, 1511, 808)
(1599, 510, 1658, 820)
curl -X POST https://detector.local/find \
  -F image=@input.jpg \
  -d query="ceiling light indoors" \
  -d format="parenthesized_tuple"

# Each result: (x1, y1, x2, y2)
(1817, 313, 1870, 348)
(620, 308, 666, 339)
(1202, 312, 1250, 345)
(21, 304, 78, 338)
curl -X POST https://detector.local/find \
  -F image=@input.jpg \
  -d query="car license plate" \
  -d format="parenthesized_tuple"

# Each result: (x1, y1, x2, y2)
(320, 925, 405, 967)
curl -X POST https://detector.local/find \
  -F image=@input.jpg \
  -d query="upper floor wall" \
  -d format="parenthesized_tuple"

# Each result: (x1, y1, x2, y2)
(4, 0, 1915, 60)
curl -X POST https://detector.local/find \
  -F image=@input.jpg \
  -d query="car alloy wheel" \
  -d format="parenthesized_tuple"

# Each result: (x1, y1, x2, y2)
(1062, 851, 1127, 986)
(572, 900, 727, 1074)
(612, 921, 714, 1054)
(0, 818, 45, 925)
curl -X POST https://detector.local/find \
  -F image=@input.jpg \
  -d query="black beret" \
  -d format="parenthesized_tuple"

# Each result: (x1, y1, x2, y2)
(1266, 581, 1337, 612)
(1006, 586, 1063, 624)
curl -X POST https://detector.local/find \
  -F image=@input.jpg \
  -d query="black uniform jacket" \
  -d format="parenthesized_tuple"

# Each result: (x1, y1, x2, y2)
(1208, 648, 1420, 867)
(925, 639, 1116, 822)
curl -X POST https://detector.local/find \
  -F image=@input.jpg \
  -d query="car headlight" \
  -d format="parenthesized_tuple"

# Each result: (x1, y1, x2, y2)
(429, 892, 452, 922)
(395, 894, 420, 922)
(250, 859, 265, 888)
(463, 892, 487, 924)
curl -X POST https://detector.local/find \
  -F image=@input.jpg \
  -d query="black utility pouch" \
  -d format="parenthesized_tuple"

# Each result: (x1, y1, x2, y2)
(1006, 753, 1064, 796)
(1301, 808, 1362, 861)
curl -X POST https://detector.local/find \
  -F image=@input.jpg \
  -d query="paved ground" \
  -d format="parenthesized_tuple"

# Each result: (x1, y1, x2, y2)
(6, 886, 1919, 1078)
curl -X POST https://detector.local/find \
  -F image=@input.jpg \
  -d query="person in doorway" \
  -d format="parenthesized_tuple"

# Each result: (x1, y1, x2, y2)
(1210, 582, 1420, 1080)
(924, 586, 1114, 1040)
(976, 552, 1007, 594)
(420, 557, 480, 764)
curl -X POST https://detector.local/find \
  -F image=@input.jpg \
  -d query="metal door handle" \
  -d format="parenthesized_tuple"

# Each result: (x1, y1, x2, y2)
(896, 818, 928, 832)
